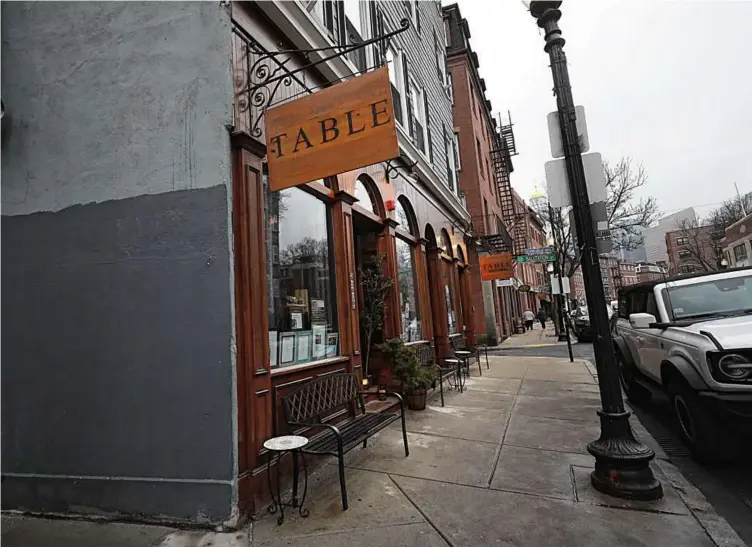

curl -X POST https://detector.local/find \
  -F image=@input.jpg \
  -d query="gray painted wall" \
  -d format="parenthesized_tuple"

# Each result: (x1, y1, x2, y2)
(1, 1, 232, 215)
(1, 2, 236, 523)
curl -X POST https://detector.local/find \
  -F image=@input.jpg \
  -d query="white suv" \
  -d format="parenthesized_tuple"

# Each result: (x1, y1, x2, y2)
(613, 267, 752, 463)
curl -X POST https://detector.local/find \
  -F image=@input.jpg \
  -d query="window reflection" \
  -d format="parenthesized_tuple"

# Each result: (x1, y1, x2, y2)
(264, 177, 339, 368)
(354, 178, 377, 214)
(395, 199, 414, 235)
(396, 238, 422, 342)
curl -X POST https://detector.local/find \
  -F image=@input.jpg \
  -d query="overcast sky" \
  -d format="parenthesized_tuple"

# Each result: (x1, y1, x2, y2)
(452, 0, 752, 220)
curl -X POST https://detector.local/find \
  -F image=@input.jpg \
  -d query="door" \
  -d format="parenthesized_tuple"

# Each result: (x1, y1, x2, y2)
(638, 290, 664, 381)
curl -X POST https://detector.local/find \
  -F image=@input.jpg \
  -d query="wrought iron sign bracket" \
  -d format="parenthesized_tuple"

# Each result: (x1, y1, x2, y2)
(385, 155, 419, 180)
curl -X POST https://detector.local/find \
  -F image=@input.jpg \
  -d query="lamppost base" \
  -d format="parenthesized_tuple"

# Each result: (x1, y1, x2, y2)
(587, 410, 663, 501)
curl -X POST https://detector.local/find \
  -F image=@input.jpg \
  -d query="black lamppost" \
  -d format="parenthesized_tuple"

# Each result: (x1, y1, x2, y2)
(524, 1, 662, 500)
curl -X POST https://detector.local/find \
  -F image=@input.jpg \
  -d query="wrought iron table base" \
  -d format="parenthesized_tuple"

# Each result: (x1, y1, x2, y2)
(266, 449, 309, 525)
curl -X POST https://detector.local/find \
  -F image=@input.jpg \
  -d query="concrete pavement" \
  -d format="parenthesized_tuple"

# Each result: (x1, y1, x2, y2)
(3, 355, 745, 546)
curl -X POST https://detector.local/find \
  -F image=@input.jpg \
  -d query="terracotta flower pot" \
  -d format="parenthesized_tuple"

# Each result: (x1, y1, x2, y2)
(406, 388, 428, 411)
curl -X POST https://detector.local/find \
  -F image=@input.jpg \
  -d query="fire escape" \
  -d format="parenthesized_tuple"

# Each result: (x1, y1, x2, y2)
(491, 112, 523, 254)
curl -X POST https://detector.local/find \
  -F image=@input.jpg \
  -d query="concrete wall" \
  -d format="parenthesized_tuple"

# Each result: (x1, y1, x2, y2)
(1, 2, 236, 524)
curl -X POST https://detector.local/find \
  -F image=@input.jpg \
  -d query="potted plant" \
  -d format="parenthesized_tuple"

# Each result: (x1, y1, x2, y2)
(359, 254, 395, 381)
(378, 338, 436, 411)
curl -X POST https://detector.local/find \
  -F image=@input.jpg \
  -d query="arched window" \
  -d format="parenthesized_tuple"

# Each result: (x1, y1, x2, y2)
(394, 196, 422, 341)
(395, 196, 417, 237)
(440, 229, 453, 257)
(354, 177, 378, 215)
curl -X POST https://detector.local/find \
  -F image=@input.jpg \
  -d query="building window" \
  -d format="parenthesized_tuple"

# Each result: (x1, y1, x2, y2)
(476, 137, 483, 178)
(343, 0, 367, 71)
(453, 131, 461, 171)
(265, 184, 339, 368)
(447, 73, 454, 104)
(733, 243, 748, 262)
(678, 250, 691, 259)
(396, 237, 422, 342)
(386, 47, 405, 126)
(404, 0, 418, 29)
(354, 177, 377, 214)
(435, 31, 449, 94)
(409, 81, 428, 154)
(676, 236, 689, 245)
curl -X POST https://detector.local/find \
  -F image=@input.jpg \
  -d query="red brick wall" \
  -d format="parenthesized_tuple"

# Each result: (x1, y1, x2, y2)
(448, 56, 507, 341)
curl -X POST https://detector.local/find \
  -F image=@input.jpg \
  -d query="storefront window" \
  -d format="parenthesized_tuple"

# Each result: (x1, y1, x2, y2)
(264, 179, 339, 369)
(354, 178, 377, 214)
(396, 237, 422, 341)
(444, 263, 458, 336)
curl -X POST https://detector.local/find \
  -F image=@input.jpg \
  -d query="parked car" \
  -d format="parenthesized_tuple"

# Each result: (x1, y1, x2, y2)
(613, 267, 752, 463)
(569, 305, 614, 342)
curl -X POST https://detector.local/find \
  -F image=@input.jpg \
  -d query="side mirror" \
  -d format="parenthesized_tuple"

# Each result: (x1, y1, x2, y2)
(629, 313, 656, 329)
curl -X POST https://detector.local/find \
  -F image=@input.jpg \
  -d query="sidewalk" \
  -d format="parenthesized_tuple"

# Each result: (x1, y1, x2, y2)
(3, 356, 745, 547)
(500, 322, 562, 349)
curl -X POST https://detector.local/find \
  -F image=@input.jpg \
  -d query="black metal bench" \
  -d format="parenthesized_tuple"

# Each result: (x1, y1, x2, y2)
(416, 344, 460, 406)
(282, 373, 409, 511)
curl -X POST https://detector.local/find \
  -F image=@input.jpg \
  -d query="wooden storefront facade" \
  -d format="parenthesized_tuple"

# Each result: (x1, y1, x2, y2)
(230, 3, 475, 515)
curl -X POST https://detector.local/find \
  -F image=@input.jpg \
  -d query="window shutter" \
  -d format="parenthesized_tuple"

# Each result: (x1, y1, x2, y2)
(434, 30, 441, 79)
(370, 3, 383, 67)
(402, 55, 414, 137)
(424, 93, 432, 162)
(416, 2, 421, 34)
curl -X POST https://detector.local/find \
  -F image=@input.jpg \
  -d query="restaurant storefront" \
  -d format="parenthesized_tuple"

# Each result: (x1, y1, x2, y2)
(231, 3, 474, 514)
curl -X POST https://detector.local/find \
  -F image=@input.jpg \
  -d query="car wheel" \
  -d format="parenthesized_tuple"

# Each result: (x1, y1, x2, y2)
(667, 378, 738, 464)
(616, 350, 650, 404)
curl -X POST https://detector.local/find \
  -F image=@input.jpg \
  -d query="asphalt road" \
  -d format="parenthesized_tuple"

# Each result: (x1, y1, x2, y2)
(491, 341, 752, 546)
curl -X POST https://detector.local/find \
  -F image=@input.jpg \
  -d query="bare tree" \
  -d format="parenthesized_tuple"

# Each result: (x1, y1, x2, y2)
(671, 218, 721, 274)
(532, 156, 659, 279)
(706, 193, 752, 234)
(605, 157, 660, 251)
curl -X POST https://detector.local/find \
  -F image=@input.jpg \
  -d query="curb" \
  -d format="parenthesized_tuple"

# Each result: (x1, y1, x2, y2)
(581, 360, 745, 547)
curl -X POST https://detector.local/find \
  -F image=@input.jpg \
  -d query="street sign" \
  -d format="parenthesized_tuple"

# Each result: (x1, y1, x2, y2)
(550, 275, 571, 295)
(519, 284, 531, 293)
(569, 201, 613, 255)
(547, 106, 589, 158)
(516, 247, 556, 263)
(545, 152, 606, 208)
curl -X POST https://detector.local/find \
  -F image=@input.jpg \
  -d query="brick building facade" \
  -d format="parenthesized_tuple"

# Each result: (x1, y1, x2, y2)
(443, 2, 518, 343)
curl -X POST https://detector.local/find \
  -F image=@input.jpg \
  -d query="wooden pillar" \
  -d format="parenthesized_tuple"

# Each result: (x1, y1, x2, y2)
(460, 264, 477, 345)
(332, 191, 361, 374)
(232, 147, 272, 513)
(451, 258, 465, 337)
(427, 248, 450, 358)
(415, 238, 433, 344)
(379, 219, 402, 341)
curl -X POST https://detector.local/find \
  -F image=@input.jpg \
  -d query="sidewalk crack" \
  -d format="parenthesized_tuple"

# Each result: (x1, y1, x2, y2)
(388, 474, 455, 547)
(485, 360, 527, 487)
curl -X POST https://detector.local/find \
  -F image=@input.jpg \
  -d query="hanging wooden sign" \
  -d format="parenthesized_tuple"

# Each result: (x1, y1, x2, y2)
(479, 253, 515, 281)
(265, 67, 399, 192)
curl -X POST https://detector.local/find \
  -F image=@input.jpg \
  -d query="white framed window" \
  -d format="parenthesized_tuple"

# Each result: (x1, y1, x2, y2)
(453, 131, 462, 171)
(404, 0, 418, 29)
(447, 73, 454, 104)
(387, 47, 406, 128)
(408, 80, 428, 155)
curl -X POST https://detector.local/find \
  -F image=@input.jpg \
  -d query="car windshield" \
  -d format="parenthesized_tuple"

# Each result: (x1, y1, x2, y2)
(665, 274, 752, 321)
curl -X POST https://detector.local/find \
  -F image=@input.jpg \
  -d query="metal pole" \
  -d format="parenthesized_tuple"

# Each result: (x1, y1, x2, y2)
(528, 1, 662, 500)
(548, 203, 574, 361)
(734, 182, 747, 216)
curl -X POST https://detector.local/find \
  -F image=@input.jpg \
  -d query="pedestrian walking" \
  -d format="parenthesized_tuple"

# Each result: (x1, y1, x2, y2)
(523, 309, 535, 332)
(537, 307, 547, 330)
